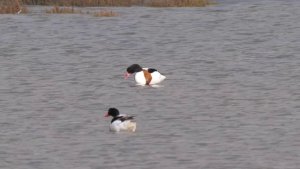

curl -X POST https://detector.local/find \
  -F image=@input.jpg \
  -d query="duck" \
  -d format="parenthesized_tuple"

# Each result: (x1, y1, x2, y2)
(104, 108, 136, 132)
(124, 64, 166, 85)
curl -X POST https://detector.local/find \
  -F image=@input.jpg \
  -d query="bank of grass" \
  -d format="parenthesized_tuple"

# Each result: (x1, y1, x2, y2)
(93, 10, 118, 17)
(46, 6, 118, 17)
(46, 6, 82, 14)
(0, 0, 28, 14)
(22, 0, 213, 7)
(146, 0, 212, 7)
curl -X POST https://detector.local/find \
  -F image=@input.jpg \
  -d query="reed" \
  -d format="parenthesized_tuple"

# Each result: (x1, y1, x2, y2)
(21, 0, 142, 6)
(46, 6, 118, 16)
(93, 9, 118, 17)
(46, 6, 82, 14)
(0, 0, 28, 14)
(146, 0, 212, 7)
(21, 0, 212, 7)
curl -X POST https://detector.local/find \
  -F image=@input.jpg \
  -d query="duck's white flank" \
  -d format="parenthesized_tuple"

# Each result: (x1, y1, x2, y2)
(134, 68, 166, 85)
(110, 118, 136, 132)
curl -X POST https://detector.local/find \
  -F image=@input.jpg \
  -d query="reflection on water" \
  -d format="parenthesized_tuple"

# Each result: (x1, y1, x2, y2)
(1, 1, 300, 169)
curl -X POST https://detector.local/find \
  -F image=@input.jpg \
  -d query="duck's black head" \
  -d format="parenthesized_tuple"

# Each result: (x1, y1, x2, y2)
(105, 108, 120, 117)
(127, 64, 143, 74)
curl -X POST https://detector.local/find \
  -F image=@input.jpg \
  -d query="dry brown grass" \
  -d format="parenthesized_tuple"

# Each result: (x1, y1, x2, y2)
(0, 0, 28, 14)
(21, 0, 142, 6)
(46, 6, 82, 14)
(21, 0, 213, 7)
(146, 0, 212, 7)
(93, 9, 118, 17)
(46, 6, 118, 17)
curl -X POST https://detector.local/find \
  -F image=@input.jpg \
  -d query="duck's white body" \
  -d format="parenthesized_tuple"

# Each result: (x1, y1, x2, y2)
(110, 119, 136, 132)
(110, 115, 136, 132)
(135, 68, 166, 85)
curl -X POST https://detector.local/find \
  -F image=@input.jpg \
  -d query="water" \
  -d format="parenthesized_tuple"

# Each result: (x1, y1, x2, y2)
(1, 0, 300, 168)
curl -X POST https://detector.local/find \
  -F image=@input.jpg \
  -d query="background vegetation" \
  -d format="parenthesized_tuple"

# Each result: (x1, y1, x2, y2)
(1, 0, 212, 14)
(0, 0, 28, 14)
(21, 0, 212, 7)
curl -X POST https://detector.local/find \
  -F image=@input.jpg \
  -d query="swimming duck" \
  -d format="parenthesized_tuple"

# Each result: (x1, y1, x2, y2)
(104, 108, 136, 132)
(124, 64, 166, 85)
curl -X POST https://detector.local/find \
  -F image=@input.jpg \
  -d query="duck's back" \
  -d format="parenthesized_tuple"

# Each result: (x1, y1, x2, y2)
(134, 69, 166, 85)
(149, 71, 166, 85)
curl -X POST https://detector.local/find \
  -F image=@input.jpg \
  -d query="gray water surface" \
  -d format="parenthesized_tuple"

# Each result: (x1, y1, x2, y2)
(1, 0, 300, 169)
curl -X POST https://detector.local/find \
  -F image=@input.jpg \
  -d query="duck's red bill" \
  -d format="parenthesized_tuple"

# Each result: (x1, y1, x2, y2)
(104, 112, 109, 117)
(124, 72, 131, 79)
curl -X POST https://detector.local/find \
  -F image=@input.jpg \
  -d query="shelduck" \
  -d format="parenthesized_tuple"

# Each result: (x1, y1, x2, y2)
(124, 64, 166, 85)
(104, 108, 136, 132)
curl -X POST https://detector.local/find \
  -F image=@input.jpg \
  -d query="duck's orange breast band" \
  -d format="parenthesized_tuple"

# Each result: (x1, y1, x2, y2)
(143, 70, 152, 85)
